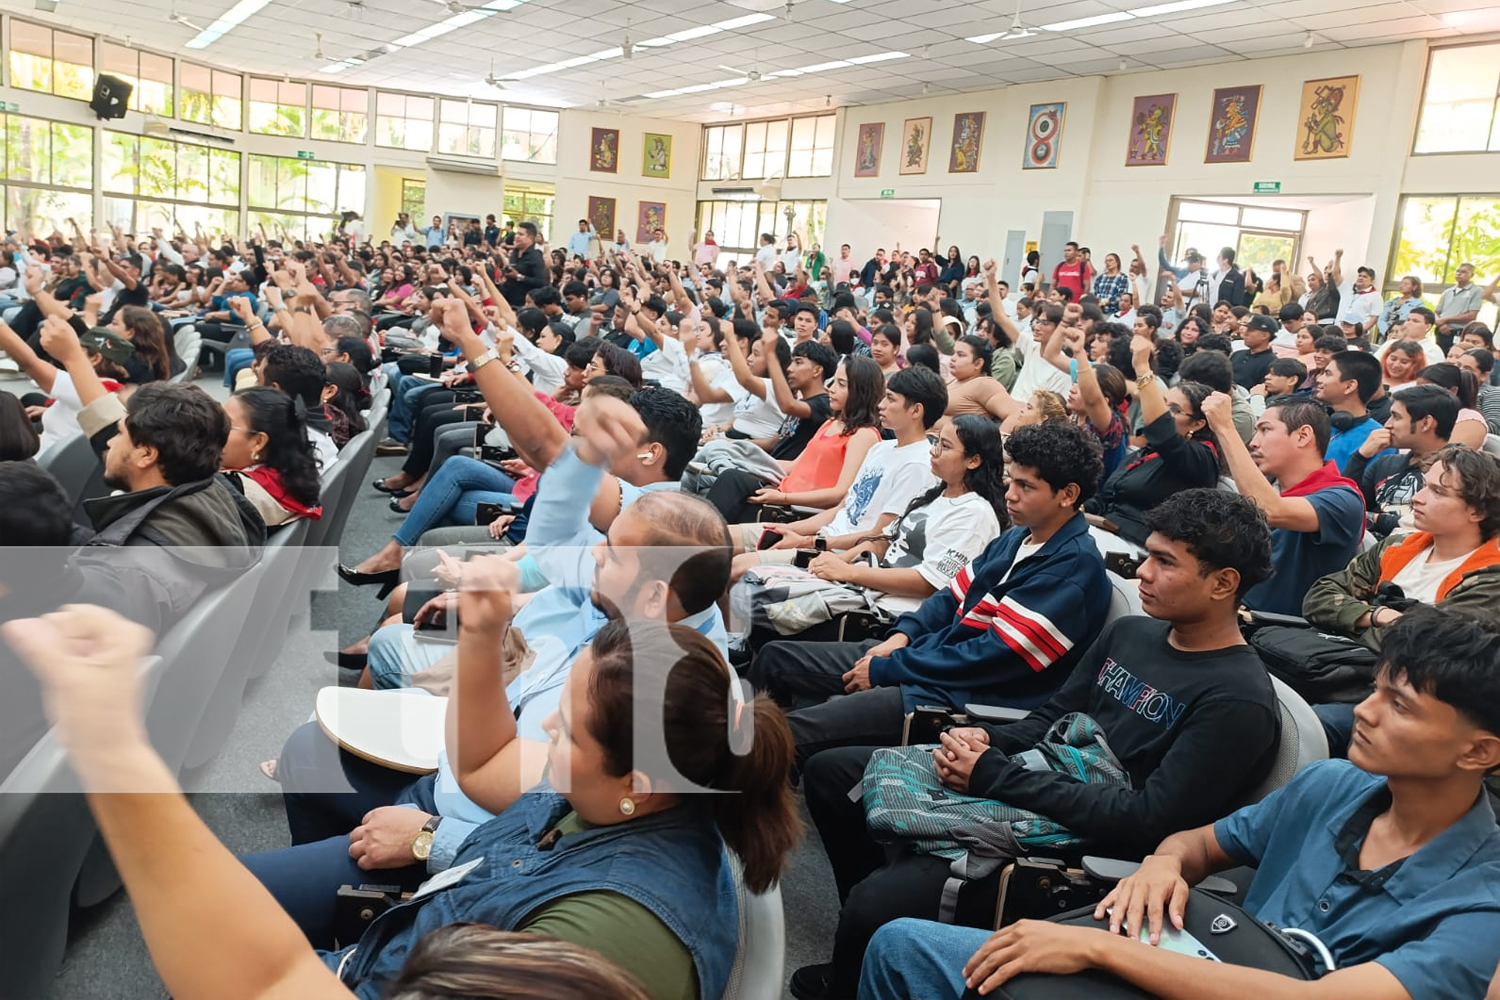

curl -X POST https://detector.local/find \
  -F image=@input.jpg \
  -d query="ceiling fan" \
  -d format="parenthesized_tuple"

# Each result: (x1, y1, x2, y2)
(993, 0, 1039, 40)
(484, 59, 506, 90)
(717, 50, 764, 82)
(167, 7, 205, 31)
(313, 33, 341, 62)
(427, 0, 493, 13)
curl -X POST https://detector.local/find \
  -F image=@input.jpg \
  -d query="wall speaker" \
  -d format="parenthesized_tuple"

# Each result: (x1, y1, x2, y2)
(89, 75, 132, 120)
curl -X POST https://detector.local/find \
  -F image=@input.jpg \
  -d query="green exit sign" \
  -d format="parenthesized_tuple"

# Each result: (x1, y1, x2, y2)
(0, 102, 18, 113)
(1253, 181, 1280, 194)
(296, 150, 316, 160)
(879, 188, 894, 199)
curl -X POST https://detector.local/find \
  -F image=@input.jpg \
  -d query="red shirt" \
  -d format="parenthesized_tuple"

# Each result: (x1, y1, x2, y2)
(913, 262, 939, 287)
(1052, 260, 1091, 298)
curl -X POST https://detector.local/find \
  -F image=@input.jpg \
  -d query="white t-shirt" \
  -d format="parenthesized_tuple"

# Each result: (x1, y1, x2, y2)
(640, 333, 690, 391)
(1347, 288, 1382, 329)
(878, 491, 1003, 613)
(731, 377, 784, 439)
(825, 438, 936, 538)
(997, 537, 1046, 586)
(37, 369, 87, 455)
(693, 353, 741, 428)
(1010, 326, 1072, 400)
(1390, 544, 1477, 604)
(755, 245, 778, 271)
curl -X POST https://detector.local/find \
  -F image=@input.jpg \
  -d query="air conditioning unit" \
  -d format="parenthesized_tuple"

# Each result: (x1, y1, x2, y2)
(143, 117, 172, 138)
(168, 124, 234, 146)
(425, 156, 502, 177)
(711, 185, 760, 202)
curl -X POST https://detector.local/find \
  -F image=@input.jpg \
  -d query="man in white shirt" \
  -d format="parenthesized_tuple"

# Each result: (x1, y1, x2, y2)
(646, 228, 669, 265)
(390, 213, 420, 246)
(1375, 306, 1446, 366)
(1009, 301, 1072, 401)
(730, 365, 947, 569)
(781, 234, 804, 276)
(1346, 265, 1382, 336)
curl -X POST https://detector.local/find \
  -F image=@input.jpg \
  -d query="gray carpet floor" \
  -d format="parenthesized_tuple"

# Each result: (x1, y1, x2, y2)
(49, 410, 842, 998)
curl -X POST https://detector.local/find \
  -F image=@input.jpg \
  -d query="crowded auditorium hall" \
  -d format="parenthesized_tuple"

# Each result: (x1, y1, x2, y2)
(4, 0, 1500, 997)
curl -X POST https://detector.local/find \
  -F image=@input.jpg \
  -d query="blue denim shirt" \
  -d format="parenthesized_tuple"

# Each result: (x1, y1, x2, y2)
(1216, 759, 1500, 1000)
(327, 787, 738, 1000)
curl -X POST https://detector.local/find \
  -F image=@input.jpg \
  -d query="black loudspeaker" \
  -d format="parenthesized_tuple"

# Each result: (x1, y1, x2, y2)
(89, 75, 132, 120)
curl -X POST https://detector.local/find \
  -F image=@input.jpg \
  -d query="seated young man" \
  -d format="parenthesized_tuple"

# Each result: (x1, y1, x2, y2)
(1342, 385, 1457, 540)
(861, 605, 1500, 1000)
(1315, 349, 1391, 473)
(1203, 394, 1364, 617)
(749, 421, 1111, 771)
(729, 365, 946, 571)
(792, 489, 1281, 1000)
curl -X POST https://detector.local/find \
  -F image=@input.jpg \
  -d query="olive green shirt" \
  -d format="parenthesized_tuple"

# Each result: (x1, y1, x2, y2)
(516, 811, 700, 1000)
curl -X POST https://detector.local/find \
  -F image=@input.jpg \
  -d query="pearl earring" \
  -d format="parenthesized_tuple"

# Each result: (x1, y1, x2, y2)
(619, 797, 636, 816)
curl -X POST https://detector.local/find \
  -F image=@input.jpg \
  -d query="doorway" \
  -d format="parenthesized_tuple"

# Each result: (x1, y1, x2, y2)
(1166, 198, 1306, 279)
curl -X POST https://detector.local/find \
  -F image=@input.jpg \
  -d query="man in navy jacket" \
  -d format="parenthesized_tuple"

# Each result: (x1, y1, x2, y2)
(750, 421, 1112, 771)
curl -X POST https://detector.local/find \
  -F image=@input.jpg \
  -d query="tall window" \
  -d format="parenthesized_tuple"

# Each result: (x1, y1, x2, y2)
(1413, 43, 1500, 154)
(100, 42, 174, 117)
(438, 99, 497, 158)
(311, 85, 368, 144)
(8, 20, 94, 100)
(180, 63, 243, 130)
(1389, 195, 1500, 292)
(503, 184, 553, 242)
(247, 153, 366, 241)
(249, 78, 308, 137)
(693, 199, 827, 267)
(701, 124, 744, 181)
(1167, 199, 1305, 285)
(501, 107, 557, 164)
(401, 179, 426, 221)
(375, 93, 433, 151)
(0, 114, 94, 232)
(102, 131, 240, 238)
(787, 115, 836, 177)
(741, 119, 789, 179)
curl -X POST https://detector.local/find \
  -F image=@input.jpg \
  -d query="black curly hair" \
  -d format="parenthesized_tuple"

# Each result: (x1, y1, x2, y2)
(1142, 488, 1272, 597)
(1004, 420, 1104, 508)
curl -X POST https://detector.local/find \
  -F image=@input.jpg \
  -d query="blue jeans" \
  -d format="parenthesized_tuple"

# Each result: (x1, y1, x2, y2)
(224, 346, 255, 387)
(240, 721, 434, 948)
(387, 376, 445, 444)
(367, 624, 453, 689)
(392, 456, 515, 547)
(859, 918, 989, 1000)
(1314, 702, 1355, 758)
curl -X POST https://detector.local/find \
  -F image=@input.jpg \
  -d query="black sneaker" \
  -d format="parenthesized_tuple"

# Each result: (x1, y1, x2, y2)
(788, 962, 840, 1000)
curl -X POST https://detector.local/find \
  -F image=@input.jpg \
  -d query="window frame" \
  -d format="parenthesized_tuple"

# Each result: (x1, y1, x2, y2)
(7, 18, 95, 101)
(310, 84, 370, 145)
(179, 61, 244, 131)
(246, 151, 366, 240)
(437, 98, 498, 159)
(375, 91, 435, 152)
(248, 76, 310, 138)
(100, 41, 175, 118)
(1411, 41, 1500, 157)
(700, 114, 834, 181)
(500, 106, 558, 165)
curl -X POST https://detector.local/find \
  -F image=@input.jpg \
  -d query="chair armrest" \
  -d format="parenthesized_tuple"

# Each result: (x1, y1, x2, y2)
(1081, 856, 1237, 895)
(790, 505, 821, 515)
(964, 704, 1030, 723)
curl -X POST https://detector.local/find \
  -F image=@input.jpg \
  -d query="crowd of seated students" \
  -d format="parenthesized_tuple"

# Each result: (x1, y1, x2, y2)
(5, 216, 1500, 1000)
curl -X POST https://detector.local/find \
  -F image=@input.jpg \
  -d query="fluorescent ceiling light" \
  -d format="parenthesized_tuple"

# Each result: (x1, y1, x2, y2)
(965, 32, 1006, 43)
(184, 0, 273, 48)
(1039, 11, 1133, 30)
(1129, 0, 1234, 14)
(319, 59, 363, 73)
(649, 51, 905, 97)
(519, 11, 776, 80)
(847, 51, 907, 64)
(714, 13, 777, 30)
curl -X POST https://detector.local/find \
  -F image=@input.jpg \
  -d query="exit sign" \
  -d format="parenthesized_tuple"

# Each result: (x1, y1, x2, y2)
(0, 101, 18, 113)
(296, 150, 316, 160)
(879, 188, 894, 199)
(1253, 181, 1280, 194)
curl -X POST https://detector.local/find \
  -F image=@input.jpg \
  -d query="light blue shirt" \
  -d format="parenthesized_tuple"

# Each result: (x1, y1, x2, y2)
(423, 445, 724, 869)
(567, 226, 595, 259)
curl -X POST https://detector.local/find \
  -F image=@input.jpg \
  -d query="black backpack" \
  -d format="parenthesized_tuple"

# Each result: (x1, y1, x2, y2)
(972, 888, 1319, 999)
(1248, 625, 1377, 704)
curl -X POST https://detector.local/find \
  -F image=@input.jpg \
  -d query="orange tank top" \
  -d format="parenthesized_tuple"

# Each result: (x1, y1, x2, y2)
(780, 420, 855, 493)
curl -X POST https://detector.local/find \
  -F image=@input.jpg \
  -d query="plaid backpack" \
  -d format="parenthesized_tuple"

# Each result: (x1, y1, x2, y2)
(861, 713, 1131, 921)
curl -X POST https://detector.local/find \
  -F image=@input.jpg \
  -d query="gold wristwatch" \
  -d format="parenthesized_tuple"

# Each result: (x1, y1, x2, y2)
(411, 815, 443, 861)
(468, 347, 500, 373)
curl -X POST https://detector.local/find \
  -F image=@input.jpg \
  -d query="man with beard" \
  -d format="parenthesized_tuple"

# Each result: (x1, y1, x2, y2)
(498, 221, 548, 307)
(241, 395, 732, 946)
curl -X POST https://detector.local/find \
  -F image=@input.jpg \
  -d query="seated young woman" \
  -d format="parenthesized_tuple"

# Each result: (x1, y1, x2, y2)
(1039, 320, 1131, 480)
(705, 353, 885, 525)
(943, 335, 1018, 423)
(1085, 334, 1226, 555)
(738, 413, 1008, 642)
(1414, 362, 1489, 450)
(0, 604, 773, 1000)
(320, 361, 368, 450)
(219, 386, 323, 527)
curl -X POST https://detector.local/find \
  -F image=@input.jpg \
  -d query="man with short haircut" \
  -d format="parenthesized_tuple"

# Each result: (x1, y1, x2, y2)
(798, 490, 1281, 1000)
(1316, 350, 1390, 471)
(1050, 242, 1092, 301)
(497, 222, 547, 307)
(1436, 262, 1483, 354)
(420, 215, 445, 250)
(1233, 314, 1278, 390)
(732, 366, 945, 572)
(1204, 394, 1364, 616)
(751, 421, 1112, 769)
(1307, 444, 1500, 652)
(565, 218, 595, 260)
(1344, 385, 1458, 538)
(1376, 305, 1445, 367)
(863, 605, 1500, 1000)
(1271, 300, 1306, 353)
(861, 248, 889, 290)
(1251, 356, 1310, 417)
(483, 214, 501, 247)
(1346, 265, 1383, 335)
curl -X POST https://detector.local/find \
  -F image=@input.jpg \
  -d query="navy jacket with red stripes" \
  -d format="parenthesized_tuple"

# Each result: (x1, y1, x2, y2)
(868, 513, 1111, 712)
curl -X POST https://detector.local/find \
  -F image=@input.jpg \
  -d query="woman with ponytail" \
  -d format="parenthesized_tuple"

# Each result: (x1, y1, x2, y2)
(320, 361, 369, 449)
(220, 386, 323, 527)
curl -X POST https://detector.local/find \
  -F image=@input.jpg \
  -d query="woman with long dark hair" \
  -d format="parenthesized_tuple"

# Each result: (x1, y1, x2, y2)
(320, 361, 369, 449)
(220, 386, 323, 527)
(939, 245, 965, 297)
(0, 390, 39, 461)
(1415, 362, 1488, 449)
(113, 305, 176, 382)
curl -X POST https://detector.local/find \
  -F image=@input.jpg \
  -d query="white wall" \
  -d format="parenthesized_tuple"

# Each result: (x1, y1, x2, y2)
(824, 198, 941, 270)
